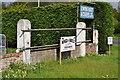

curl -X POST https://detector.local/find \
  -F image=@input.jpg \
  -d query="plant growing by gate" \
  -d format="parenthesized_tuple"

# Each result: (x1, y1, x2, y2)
(2, 62, 38, 78)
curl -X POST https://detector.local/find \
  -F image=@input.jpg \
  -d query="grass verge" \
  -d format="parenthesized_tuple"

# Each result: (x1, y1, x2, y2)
(26, 45, 119, 78)
(2, 45, 119, 78)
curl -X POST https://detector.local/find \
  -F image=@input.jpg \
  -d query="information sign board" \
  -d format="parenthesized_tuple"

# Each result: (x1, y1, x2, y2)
(80, 5, 94, 19)
(61, 36, 75, 52)
(107, 37, 113, 45)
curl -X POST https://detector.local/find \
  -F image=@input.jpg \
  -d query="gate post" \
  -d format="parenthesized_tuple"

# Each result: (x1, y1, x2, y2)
(93, 30, 99, 54)
(17, 19, 31, 64)
(76, 22, 86, 56)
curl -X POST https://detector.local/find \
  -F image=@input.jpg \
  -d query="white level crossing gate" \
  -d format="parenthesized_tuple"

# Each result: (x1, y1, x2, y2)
(17, 19, 98, 64)
(0, 34, 6, 55)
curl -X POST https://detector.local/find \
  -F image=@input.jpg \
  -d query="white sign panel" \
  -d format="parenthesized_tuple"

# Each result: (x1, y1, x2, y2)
(61, 36, 75, 52)
(107, 37, 113, 45)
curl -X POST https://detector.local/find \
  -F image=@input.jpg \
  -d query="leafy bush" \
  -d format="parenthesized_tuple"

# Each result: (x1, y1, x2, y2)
(2, 62, 37, 78)
(114, 22, 120, 34)
(112, 9, 120, 34)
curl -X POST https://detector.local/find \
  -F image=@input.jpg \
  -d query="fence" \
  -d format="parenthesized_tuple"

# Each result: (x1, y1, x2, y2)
(0, 19, 99, 72)
(17, 19, 98, 64)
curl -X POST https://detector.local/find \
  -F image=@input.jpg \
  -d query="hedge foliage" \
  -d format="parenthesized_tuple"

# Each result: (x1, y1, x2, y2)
(92, 2, 114, 54)
(2, 2, 114, 54)
(2, 4, 77, 47)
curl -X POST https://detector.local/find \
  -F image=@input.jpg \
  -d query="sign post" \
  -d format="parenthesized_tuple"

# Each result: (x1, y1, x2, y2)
(59, 39, 62, 65)
(59, 36, 75, 64)
(107, 37, 113, 55)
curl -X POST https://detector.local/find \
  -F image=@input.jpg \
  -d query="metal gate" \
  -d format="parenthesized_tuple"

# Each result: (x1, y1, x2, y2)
(0, 34, 6, 55)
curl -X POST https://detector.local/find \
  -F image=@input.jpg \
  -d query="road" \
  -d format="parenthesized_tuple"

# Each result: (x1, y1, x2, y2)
(113, 39, 120, 45)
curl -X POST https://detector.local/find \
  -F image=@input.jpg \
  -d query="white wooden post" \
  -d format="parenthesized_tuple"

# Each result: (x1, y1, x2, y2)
(93, 30, 99, 54)
(76, 22, 86, 56)
(17, 19, 31, 64)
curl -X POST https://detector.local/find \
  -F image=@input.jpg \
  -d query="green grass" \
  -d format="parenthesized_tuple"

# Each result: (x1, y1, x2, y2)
(25, 45, 119, 78)
(0, 74, 2, 78)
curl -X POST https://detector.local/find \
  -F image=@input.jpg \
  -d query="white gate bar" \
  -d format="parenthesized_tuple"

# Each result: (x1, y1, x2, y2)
(21, 28, 91, 32)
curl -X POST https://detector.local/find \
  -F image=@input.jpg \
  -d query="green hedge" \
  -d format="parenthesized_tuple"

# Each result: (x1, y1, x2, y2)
(92, 2, 114, 54)
(2, 2, 114, 54)
(2, 4, 77, 47)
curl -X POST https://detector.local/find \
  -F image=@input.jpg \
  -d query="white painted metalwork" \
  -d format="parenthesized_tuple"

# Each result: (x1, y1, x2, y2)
(0, 34, 6, 55)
